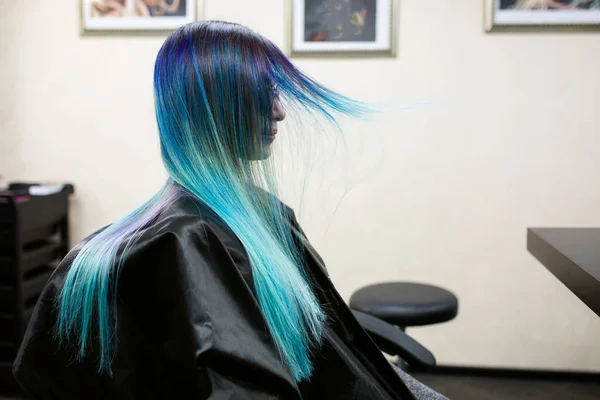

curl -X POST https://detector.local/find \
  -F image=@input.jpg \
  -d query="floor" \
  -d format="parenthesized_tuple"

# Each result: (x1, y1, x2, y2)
(413, 372, 600, 400)
(3, 373, 600, 399)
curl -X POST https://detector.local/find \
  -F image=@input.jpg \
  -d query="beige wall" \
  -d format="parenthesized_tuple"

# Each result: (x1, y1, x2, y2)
(2, 0, 600, 371)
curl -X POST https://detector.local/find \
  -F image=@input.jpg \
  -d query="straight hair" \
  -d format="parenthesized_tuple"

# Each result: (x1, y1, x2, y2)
(56, 21, 369, 381)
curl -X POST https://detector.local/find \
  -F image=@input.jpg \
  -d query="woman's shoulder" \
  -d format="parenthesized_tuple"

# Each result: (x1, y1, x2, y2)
(143, 191, 298, 245)
(92, 194, 226, 244)
(140, 194, 221, 240)
(54, 195, 236, 288)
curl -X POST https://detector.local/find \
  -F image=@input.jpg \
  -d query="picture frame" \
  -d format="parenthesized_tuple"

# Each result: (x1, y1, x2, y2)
(485, 0, 600, 31)
(80, 0, 203, 34)
(287, 0, 398, 57)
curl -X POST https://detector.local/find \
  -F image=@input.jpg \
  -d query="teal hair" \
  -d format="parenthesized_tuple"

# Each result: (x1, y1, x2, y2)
(56, 21, 369, 381)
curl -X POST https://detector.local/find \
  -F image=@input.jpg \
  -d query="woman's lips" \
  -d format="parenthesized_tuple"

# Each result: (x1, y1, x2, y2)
(266, 131, 277, 142)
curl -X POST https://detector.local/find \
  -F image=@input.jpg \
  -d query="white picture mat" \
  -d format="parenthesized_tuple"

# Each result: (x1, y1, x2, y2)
(83, 0, 196, 30)
(292, 0, 392, 52)
(494, 3, 600, 25)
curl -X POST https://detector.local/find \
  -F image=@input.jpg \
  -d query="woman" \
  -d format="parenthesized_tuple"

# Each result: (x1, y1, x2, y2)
(13, 21, 446, 399)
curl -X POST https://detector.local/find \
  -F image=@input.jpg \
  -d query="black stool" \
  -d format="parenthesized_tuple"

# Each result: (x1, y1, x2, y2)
(349, 282, 458, 330)
(350, 282, 458, 371)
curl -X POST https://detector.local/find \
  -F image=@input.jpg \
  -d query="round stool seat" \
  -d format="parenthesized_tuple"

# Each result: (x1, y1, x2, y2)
(349, 282, 458, 328)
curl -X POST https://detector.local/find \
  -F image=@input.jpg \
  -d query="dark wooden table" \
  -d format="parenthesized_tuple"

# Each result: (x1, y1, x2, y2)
(527, 228, 600, 318)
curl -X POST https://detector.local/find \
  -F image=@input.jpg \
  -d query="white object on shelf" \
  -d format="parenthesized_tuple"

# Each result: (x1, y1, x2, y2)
(28, 184, 66, 196)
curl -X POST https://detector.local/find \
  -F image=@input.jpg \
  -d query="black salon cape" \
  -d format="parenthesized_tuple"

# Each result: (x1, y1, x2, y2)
(13, 195, 415, 399)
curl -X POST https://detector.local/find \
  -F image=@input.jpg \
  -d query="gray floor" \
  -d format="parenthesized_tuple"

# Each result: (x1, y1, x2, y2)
(413, 373, 600, 400)
(3, 374, 600, 399)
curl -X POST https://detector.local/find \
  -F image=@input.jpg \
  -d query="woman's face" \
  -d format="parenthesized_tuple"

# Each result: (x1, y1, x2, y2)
(255, 97, 285, 159)
(268, 98, 286, 143)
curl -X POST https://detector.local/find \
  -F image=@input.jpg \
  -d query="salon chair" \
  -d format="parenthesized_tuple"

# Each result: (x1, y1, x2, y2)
(354, 311, 436, 371)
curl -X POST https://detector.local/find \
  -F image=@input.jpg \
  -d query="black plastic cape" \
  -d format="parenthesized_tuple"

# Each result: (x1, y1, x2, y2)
(13, 195, 415, 399)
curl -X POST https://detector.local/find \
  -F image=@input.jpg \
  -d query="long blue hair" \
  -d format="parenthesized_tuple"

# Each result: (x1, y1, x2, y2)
(56, 21, 368, 381)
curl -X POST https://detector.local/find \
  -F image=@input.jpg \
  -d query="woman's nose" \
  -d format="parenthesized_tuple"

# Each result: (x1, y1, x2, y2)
(272, 98, 286, 122)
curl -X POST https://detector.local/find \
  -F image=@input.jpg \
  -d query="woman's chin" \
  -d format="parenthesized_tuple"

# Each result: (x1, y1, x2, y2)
(249, 144, 274, 161)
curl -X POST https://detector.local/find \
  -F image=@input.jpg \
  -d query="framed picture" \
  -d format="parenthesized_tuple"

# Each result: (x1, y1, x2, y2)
(81, 0, 201, 33)
(485, 0, 600, 31)
(288, 0, 398, 57)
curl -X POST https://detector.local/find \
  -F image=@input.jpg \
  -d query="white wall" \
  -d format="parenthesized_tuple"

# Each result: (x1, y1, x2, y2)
(2, 0, 600, 371)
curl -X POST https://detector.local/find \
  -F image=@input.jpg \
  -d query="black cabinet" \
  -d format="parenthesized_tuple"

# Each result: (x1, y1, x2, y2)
(0, 183, 72, 392)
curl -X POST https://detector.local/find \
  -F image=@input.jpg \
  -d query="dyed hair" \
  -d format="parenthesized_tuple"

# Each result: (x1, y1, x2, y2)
(56, 21, 368, 381)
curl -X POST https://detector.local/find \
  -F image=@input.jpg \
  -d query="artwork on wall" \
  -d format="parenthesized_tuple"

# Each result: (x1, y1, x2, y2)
(288, 0, 397, 57)
(485, 0, 600, 31)
(81, 0, 201, 33)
